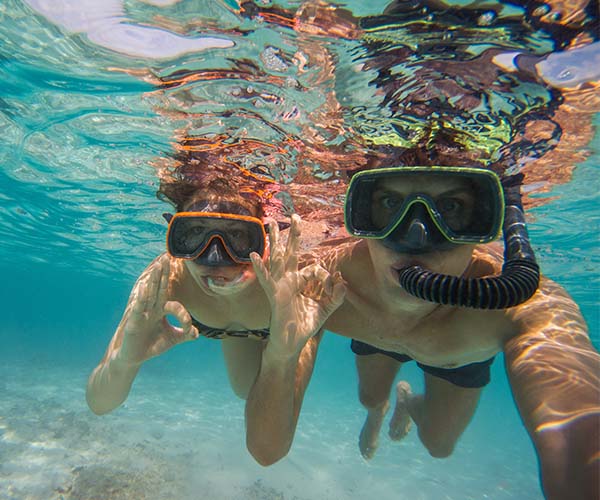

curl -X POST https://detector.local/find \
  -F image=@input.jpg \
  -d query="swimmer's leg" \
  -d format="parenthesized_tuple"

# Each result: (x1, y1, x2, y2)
(356, 353, 401, 459)
(400, 373, 482, 458)
(222, 337, 264, 399)
(388, 380, 413, 440)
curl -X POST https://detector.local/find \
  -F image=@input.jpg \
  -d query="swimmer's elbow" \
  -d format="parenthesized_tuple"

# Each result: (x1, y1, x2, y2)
(88, 406, 110, 416)
(86, 397, 112, 416)
(85, 389, 118, 416)
(246, 437, 291, 466)
(249, 449, 288, 467)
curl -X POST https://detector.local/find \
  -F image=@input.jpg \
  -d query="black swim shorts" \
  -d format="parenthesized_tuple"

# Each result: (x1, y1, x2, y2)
(350, 339, 495, 389)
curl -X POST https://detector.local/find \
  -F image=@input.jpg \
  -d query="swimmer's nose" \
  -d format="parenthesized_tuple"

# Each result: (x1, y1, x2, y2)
(405, 218, 428, 249)
(383, 204, 447, 254)
(195, 239, 236, 267)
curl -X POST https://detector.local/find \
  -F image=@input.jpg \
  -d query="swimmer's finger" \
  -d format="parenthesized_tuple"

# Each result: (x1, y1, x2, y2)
(135, 266, 159, 313)
(268, 219, 280, 254)
(321, 271, 334, 296)
(284, 214, 301, 273)
(330, 272, 347, 309)
(164, 301, 199, 342)
(267, 219, 284, 277)
(163, 300, 189, 326)
(251, 252, 274, 297)
(144, 260, 162, 311)
(156, 255, 171, 306)
(301, 263, 330, 286)
(300, 266, 346, 311)
(129, 282, 146, 316)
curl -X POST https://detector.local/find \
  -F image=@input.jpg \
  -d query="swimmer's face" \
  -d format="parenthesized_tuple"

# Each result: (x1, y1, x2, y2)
(370, 174, 477, 237)
(181, 197, 266, 296)
(366, 174, 476, 299)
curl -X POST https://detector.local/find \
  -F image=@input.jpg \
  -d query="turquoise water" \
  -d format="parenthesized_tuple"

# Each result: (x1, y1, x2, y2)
(1, 0, 598, 499)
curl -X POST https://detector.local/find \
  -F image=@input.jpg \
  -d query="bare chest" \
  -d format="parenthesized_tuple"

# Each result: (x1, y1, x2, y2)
(173, 281, 270, 332)
(327, 301, 509, 367)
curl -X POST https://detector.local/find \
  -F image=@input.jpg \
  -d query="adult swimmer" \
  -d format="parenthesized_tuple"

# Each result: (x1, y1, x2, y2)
(86, 172, 345, 415)
(245, 164, 599, 500)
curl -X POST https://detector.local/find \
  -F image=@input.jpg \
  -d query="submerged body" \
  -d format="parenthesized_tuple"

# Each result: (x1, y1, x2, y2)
(86, 249, 269, 412)
(324, 238, 598, 499)
(327, 241, 513, 366)
(86, 217, 343, 412)
(245, 169, 600, 500)
(86, 180, 344, 415)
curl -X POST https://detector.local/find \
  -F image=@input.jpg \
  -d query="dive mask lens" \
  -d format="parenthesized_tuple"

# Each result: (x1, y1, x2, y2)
(345, 167, 504, 244)
(166, 212, 267, 263)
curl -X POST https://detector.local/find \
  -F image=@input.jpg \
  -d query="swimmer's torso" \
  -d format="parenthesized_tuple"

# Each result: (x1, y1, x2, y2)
(167, 256, 270, 340)
(321, 241, 528, 368)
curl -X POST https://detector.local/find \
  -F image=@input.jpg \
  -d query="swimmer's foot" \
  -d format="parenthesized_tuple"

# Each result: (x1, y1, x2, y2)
(389, 381, 413, 441)
(359, 401, 389, 460)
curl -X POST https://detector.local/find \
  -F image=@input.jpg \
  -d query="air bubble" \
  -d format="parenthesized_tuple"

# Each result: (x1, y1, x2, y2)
(549, 11, 562, 21)
(532, 4, 550, 17)
(477, 11, 497, 26)
(557, 69, 573, 81)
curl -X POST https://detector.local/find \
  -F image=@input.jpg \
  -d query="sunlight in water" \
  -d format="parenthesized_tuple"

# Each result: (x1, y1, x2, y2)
(0, 0, 598, 499)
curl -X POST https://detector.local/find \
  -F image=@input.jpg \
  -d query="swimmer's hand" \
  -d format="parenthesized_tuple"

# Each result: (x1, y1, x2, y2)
(118, 254, 199, 366)
(239, 0, 361, 40)
(294, 1, 362, 40)
(251, 214, 346, 361)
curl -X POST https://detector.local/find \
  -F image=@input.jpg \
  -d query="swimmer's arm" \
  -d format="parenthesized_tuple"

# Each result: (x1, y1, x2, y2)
(86, 325, 142, 415)
(245, 331, 322, 466)
(245, 217, 344, 465)
(86, 263, 156, 415)
(86, 255, 197, 415)
(239, 0, 362, 40)
(492, 42, 600, 89)
(503, 283, 600, 499)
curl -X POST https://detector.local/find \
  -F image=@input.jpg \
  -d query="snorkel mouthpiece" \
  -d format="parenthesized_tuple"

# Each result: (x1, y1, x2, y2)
(397, 174, 540, 309)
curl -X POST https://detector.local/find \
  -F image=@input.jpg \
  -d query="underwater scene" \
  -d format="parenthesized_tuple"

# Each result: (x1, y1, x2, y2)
(0, 0, 598, 499)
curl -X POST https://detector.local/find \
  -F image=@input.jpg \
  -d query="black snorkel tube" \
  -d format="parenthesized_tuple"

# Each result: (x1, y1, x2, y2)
(397, 174, 541, 309)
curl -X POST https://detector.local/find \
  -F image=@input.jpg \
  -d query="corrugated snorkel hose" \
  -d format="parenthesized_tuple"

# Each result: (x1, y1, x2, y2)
(397, 174, 540, 309)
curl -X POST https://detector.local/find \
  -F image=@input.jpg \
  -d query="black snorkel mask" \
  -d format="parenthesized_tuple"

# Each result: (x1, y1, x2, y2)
(163, 200, 266, 268)
(378, 201, 466, 254)
(344, 166, 540, 309)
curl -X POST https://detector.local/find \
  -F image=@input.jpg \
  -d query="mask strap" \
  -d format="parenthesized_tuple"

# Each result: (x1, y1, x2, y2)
(264, 220, 292, 232)
(162, 213, 173, 224)
(500, 172, 524, 189)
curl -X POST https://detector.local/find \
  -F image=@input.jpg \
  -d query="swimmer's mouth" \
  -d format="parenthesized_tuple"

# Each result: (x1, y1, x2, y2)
(202, 271, 248, 288)
(392, 260, 427, 273)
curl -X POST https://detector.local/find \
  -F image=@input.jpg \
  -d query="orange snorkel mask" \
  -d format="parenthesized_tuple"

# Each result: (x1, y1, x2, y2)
(165, 211, 268, 265)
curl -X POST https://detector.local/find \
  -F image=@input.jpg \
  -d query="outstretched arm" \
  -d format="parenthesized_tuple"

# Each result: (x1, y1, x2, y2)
(245, 215, 345, 465)
(245, 328, 323, 466)
(504, 279, 600, 500)
(238, 0, 362, 39)
(86, 255, 198, 415)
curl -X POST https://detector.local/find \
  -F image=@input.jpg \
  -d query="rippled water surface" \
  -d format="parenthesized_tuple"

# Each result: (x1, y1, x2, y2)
(2, 0, 598, 282)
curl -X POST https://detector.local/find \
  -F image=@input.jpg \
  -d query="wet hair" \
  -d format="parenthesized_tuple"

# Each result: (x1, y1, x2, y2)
(158, 174, 264, 217)
(156, 137, 279, 218)
(346, 143, 506, 179)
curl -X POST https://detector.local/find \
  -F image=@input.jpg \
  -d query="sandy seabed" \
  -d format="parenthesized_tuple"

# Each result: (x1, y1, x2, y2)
(0, 355, 542, 500)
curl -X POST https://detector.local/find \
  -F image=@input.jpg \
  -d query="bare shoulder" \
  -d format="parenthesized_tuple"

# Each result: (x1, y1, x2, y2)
(310, 238, 366, 271)
(469, 242, 504, 276)
(503, 272, 592, 352)
(501, 272, 599, 435)
(470, 243, 592, 351)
